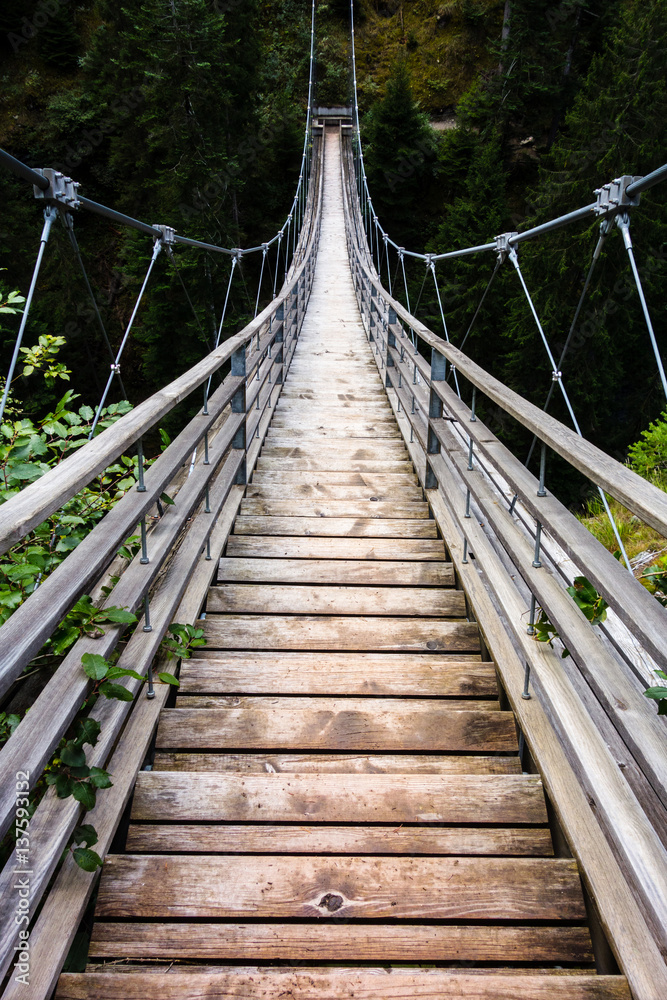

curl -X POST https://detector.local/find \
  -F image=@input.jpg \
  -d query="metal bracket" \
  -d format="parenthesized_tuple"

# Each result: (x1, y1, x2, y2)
(153, 224, 175, 245)
(593, 175, 642, 217)
(494, 232, 518, 264)
(33, 169, 80, 210)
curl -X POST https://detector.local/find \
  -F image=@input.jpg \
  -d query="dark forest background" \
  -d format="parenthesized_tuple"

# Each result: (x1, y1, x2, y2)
(0, 0, 665, 501)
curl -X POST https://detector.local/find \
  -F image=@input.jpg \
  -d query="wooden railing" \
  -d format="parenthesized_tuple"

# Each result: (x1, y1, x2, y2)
(0, 128, 324, 986)
(341, 130, 667, 1000)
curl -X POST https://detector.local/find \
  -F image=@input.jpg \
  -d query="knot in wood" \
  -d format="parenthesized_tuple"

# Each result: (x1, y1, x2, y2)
(319, 892, 344, 912)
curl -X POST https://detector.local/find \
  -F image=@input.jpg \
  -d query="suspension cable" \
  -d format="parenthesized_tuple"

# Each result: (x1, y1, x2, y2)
(0, 207, 57, 424)
(88, 239, 163, 439)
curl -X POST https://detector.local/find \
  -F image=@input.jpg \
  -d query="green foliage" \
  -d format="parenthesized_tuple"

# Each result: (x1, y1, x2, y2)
(644, 669, 667, 715)
(0, 711, 21, 747)
(362, 60, 438, 246)
(20, 335, 71, 384)
(69, 825, 103, 873)
(160, 622, 206, 663)
(642, 558, 667, 608)
(627, 411, 667, 488)
(45, 717, 112, 812)
(532, 575, 608, 658)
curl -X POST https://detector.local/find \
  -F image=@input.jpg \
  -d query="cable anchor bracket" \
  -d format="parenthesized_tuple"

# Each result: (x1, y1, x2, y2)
(153, 224, 176, 245)
(494, 231, 518, 264)
(593, 175, 642, 217)
(33, 169, 81, 210)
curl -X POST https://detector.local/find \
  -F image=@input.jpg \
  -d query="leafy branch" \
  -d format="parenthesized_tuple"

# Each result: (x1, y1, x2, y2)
(531, 576, 608, 659)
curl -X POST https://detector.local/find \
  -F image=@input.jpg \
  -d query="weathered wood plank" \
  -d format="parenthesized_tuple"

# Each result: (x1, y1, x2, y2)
(250, 470, 418, 484)
(88, 922, 593, 963)
(255, 458, 414, 472)
(176, 695, 499, 711)
(238, 500, 430, 518)
(125, 824, 552, 856)
(202, 614, 478, 651)
(217, 557, 453, 586)
(260, 442, 408, 458)
(232, 515, 437, 538)
(244, 482, 424, 500)
(224, 536, 446, 560)
(179, 652, 491, 696)
(266, 425, 400, 438)
(95, 855, 583, 920)
(207, 584, 465, 617)
(152, 752, 520, 774)
(56, 971, 632, 1000)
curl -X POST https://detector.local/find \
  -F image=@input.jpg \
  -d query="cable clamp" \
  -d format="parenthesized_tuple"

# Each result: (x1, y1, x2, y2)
(424, 254, 433, 269)
(494, 231, 518, 263)
(33, 169, 81, 210)
(110, 363, 121, 373)
(593, 175, 642, 216)
(153, 225, 175, 245)
(398, 247, 404, 260)
(551, 370, 562, 381)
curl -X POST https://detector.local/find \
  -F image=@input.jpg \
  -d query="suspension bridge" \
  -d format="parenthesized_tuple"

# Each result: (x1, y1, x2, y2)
(0, 5, 667, 998)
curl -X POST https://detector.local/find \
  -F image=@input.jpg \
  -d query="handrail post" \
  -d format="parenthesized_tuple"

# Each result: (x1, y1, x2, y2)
(385, 305, 396, 389)
(231, 344, 247, 484)
(426, 346, 446, 489)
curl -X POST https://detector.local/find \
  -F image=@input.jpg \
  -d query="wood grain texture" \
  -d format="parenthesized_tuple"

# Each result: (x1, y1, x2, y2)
(88, 923, 590, 962)
(260, 442, 408, 458)
(255, 458, 414, 472)
(245, 482, 424, 500)
(232, 515, 438, 538)
(56, 971, 631, 1000)
(151, 752, 521, 774)
(217, 557, 453, 586)
(202, 614, 479, 651)
(125, 824, 552, 856)
(131, 773, 544, 823)
(206, 584, 466, 617)
(179, 652, 491, 696)
(175, 695, 499, 711)
(239, 499, 429, 518)
(224, 536, 446, 560)
(155, 706, 513, 751)
(250, 470, 418, 484)
(95, 854, 583, 920)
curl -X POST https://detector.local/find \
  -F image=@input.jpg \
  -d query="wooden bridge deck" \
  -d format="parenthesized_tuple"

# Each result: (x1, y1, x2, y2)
(56, 131, 630, 999)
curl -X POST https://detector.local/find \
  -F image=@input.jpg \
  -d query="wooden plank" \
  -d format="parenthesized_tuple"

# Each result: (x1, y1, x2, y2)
(207, 584, 466, 617)
(260, 442, 408, 458)
(156, 708, 516, 751)
(202, 614, 479, 651)
(266, 425, 400, 437)
(176, 695, 500, 711)
(56, 971, 632, 1000)
(232, 516, 438, 538)
(217, 557, 453, 586)
(179, 652, 491, 695)
(88, 922, 591, 962)
(94, 855, 583, 920)
(255, 458, 414, 472)
(224, 536, 446, 560)
(152, 752, 521, 774)
(245, 482, 424, 500)
(239, 499, 429, 518)
(250, 470, 418, 483)
(125, 824, 552, 856)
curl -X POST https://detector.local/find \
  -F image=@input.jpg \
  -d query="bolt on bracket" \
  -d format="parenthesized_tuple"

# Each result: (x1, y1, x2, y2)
(593, 175, 642, 217)
(153, 224, 176, 245)
(33, 168, 81, 210)
(494, 231, 518, 264)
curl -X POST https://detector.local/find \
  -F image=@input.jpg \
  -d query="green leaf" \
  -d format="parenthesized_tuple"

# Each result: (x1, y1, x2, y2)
(644, 685, 667, 700)
(82, 653, 109, 681)
(160, 491, 175, 505)
(71, 782, 96, 810)
(99, 681, 134, 701)
(105, 666, 144, 681)
(72, 847, 103, 872)
(51, 626, 81, 656)
(60, 744, 87, 768)
(72, 824, 98, 848)
(74, 717, 101, 747)
(78, 405, 94, 421)
(88, 767, 113, 789)
(101, 606, 137, 624)
(158, 672, 180, 686)
(54, 773, 74, 798)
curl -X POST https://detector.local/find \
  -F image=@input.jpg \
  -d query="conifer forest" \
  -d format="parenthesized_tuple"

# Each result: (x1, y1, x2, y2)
(1, 0, 666, 508)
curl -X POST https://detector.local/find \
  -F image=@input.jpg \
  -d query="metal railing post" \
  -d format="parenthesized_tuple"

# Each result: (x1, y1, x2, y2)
(231, 344, 247, 485)
(426, 347, 446, 489)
